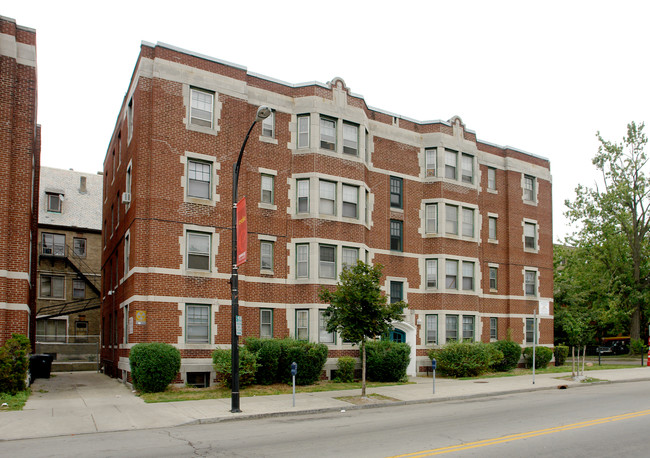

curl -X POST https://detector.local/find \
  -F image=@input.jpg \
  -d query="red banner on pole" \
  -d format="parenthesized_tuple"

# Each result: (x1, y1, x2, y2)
(236, 197, 247, 266)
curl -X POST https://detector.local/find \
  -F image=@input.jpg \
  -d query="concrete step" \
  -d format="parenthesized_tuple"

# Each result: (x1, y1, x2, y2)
(52, 361, 99, 372)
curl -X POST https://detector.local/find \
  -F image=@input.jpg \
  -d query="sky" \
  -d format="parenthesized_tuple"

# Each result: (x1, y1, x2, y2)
(4, 0, 650, 242)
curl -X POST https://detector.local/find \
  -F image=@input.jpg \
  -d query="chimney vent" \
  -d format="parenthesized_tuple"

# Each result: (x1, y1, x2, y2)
(80, 176, 87, 193)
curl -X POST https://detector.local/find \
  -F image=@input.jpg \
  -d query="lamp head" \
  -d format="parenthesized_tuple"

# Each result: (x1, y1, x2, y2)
(255, 105, 272, 122)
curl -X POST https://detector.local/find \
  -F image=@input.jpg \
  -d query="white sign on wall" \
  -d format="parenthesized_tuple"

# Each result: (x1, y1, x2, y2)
(539, 300, 550, 316)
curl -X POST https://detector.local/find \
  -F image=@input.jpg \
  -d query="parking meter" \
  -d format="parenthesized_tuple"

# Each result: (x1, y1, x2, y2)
(431, 358, 437, 394)
(291, 362, 297, 406)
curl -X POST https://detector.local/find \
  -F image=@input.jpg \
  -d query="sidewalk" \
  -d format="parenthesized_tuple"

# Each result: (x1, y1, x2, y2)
(1, 367, 649, 441)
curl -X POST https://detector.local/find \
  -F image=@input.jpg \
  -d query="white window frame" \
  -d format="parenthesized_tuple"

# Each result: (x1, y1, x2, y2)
(426, 314, 438, 344)
(425, 148, 437, 177)
(445, 314, 459, 342)
(342, 184, 358, 218)
(462, 207, 474, 238)
(73, 237, 87, 257)
(260, 308, 273, 339)
(46, 193, 62, 213)
(343, 121, 359, 156)
(426, 259, 438, 289)
(489, 266, 498, 291)
(319, 180, 336, 215)
(487, 167, 497, 191)
(319, 116, 336, 151)
(296, 309, 309, 340)
(124, 232, 130, 275)
(296, 243, 309, 278)
(461, 153, 474, 184)
(319, 244, 336, 279)
(188, 159, 212, 200)
(186, 304, 210, 344)
(187, 231, 211, 272)
(319, 310, 335, 343)
(260, 240, 273, 272)
(490, 317, 498, 341)
(462, 261, 475, 291)
(261, 111, 274, 138)
(297, 114, 310, 149)
(526, 317, 535, 344)
(261, 174, 274, 205)
(523, 174, 536, 202)
(445, 204, 458, 235)
(189, 88, 214, 128)
(525, 269, 537, 297)
(445, 149, 457, 180)
(425, 203, 438, 234)
(489, 216, 498, 241)
(524, 221, 538, 251)
(342, 247, 359, 269)
(462, 315, 475, 341)
(297, 179, 310, 214)
(445, 260, 458, 290)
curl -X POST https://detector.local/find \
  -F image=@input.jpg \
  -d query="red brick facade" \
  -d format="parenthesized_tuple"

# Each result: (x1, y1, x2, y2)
(0, 16, 40, 346)
(101, 42, 553, 382)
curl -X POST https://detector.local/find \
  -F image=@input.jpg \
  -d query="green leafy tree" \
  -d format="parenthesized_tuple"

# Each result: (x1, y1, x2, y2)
(319, 261, 405, 397)
(564, 122, 650, 341)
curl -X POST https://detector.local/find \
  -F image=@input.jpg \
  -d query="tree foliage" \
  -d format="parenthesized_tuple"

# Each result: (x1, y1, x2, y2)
(562, 122, 650, 341)
(319, 261, 405, 396)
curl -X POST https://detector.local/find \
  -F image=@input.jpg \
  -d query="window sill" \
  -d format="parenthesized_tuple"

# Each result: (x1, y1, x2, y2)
(524, 248, 539, 254)
(487, 189, 498, 194)
(260, 269, 274, 276)
(488, 239, 498, 244)
(259, 135, 278, 145)
(186, 122, 220, 136)
(258, 202, 277, 211)
(185, 196, 218, 207)
(523, 199, 538, 206)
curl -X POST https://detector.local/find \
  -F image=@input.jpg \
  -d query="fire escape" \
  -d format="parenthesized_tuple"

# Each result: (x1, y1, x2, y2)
(36, 241, 101, 318)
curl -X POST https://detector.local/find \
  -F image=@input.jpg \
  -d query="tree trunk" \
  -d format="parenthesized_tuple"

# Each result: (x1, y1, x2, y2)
(361, 338, 367, 398)
(630, 306, 641, 341)
(571, 346, 575, 378)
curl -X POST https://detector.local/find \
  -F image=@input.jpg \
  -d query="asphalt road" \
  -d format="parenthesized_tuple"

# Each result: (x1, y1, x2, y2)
(4, 381, 650, 457)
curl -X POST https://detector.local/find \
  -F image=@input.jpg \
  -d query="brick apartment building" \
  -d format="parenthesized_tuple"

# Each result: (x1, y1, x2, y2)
(36, 167, 102, 343)
(101, 42, 553, 384)
(0, 16, 40, 346)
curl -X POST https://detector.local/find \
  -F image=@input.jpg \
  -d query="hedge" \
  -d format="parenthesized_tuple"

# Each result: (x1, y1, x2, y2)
(430, 341, 496, 377)
(522, 346, 553, 369)
(554, 346, 569, 366)
(129, 343, 181, 393)
(212, 347, 258, 388)
(366, 340, 410, 382)
(490, 340, 522, 371)
(335, 356, 356, 382)
(0, 334, 31, 395)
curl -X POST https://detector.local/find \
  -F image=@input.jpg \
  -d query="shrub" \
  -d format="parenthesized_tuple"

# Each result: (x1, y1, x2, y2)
(129, 343, 181, 393)
(522, 346, 553, 369)
(213, 347, 258, 388)
(335, 356, 356, 382)
(554, 345, 569, 366)
(366, 340, 410, 382)
(630, 339, 647, 355)
(490, 340, 522, 371)
(0, 334, 31, 395)
(278, 340, 328, 385)
(430, 341, 495, 377)
(245, 338, 281, 385)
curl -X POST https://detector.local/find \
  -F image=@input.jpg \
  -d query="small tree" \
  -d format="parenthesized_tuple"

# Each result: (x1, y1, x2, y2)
(319, 262, 405, 397)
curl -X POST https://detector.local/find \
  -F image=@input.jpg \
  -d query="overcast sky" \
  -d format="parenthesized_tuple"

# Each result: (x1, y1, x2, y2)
(5, 1, 649, 241)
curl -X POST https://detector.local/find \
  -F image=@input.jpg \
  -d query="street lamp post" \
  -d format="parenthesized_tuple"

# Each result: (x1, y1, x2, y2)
(230, 105, 271, 413)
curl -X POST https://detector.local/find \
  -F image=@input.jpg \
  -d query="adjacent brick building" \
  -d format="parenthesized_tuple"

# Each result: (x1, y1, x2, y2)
(36, 167, 102, 343)
(0, 16, 40, 346)
(101, 42, 553, 384)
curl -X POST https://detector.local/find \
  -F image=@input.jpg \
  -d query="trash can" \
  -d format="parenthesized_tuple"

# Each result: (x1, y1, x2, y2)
(29, 354, 54, 380)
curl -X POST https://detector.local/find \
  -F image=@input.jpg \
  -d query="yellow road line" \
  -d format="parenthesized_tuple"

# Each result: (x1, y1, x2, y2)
(388, 408, 650, 457)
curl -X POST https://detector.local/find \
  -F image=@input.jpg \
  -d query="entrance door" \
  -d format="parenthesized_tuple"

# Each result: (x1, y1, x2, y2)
(389, 328, 406, 343)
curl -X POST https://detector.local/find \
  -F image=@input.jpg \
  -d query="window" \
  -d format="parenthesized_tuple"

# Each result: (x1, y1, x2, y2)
(319, 310, 335, 343)
(390, 220, 403, 251)
(319, 244, 336, 279)
(425, 203, 437, 234)
(462, 316, 475, 341)
(425, 148, 437, 177)
(186, 372, 210, 388)
(186, 304, 210, 343)
(461, 154, 473, 184)
(127, 98, 133, 143)
(320, 117, 336, 151)
(190, 88, 214, 128)
(390, 176, 403, 208)
(41, 275, 64, 298)
(426, 259, 438, 288)
(342, 184, 358, 218)
(445, 149, 457, 179)
(487, 167, 496, 190)
(489, 216, 497, 240)
(260, 241, 273, 271)
(111, 205, 115, 235)
(261, 174, 274, 204)
(490, 317, 498, 341)
(426, 314, 438, 344)
(462, 208, 474, 237)
(297, 179, 309, 213)
(296, 309, 309, 340)
(390, 281, 403, 304)
(188, 160, 211, 199)
(524, 222, 537, 250)
(523, 175, 536, 202)
(73, 279, 85, 299)
(260, 309, 273, 339)
(445, 204, 458, 235)
(47, 193, 62, 213)
(187, 232, 211, 271)
(36, 319, 66, 343)
(118, 132, 122, 165)
(445, 260, 458, 289)
(319, 180, 336, 215)
(525, 270, 537, 296)
(42, 233, 65, 256)
(489, 267, 498, 290)
(261, 111, 274, 138)
(343, 122, 358, 155)
(297, 115, 310, 148)
(462, 262, 474, 291)
(342, 247, 359, 269)
(296, 244, 309, 278)
(446, 315, 458, 342)
(124, 233, 130, 273)
(526, 317, 535, 344)
(126, 163, 132, 201)
(73, 238, 86, 257)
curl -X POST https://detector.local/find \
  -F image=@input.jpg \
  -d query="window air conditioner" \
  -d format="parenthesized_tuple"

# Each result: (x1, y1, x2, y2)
(121, 193, 131, 204)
